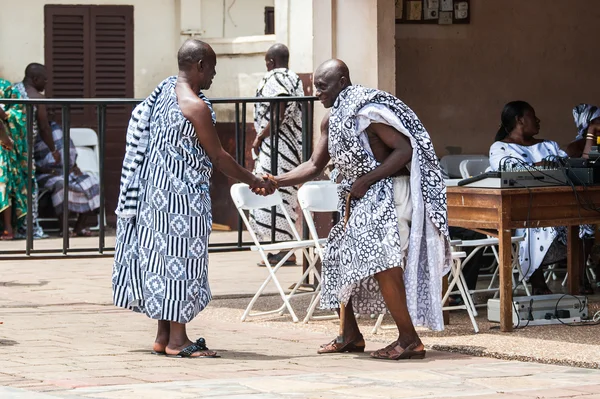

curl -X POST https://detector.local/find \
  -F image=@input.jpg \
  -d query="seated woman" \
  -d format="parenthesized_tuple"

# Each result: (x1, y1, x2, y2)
(33, 120, 100, 237)
(489, 101, 572, 295)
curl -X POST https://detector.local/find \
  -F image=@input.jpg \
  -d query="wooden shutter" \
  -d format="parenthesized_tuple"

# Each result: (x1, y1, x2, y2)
(45, 5, 134, 223)
(44, 5, 91, 120)
(90, 6, 134, 99)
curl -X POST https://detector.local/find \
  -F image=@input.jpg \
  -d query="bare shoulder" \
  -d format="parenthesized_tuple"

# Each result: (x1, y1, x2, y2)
(175, 84, 210, 123)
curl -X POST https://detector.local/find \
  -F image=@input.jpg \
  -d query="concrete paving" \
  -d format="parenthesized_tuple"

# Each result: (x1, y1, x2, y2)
(0, 234, 599, 398)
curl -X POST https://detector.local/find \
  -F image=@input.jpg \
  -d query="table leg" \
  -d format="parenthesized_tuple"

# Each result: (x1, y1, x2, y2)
(442, 275, 449, 325)
(498, 226, 513, 332)
(567, 225, 581, 295)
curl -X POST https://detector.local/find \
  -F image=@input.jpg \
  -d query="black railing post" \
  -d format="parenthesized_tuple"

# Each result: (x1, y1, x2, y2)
(25, 104, 34, 255)
(1, 96, 315, 259)
(269, 102, 276, 243)
(61, 105, 71, 254)
(98, 104, 106, 253)
(234, 102, 243, 248)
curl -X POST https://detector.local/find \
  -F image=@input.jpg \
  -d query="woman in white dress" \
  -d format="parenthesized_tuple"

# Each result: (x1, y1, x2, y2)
(489, 101, 569, 295)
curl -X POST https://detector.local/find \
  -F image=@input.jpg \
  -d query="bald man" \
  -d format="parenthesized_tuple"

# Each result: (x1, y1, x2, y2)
(250, 43, 304, 266)
(113, 39, 275, 358)
(268, 59, 451, 360)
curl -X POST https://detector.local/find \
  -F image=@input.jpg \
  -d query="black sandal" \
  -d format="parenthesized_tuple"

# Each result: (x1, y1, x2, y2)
(166, 338, 220, 358)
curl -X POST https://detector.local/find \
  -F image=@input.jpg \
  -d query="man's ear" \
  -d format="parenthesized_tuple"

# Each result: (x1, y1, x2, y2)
(197, 59, 203, 71)
(339, 75, 347, 87)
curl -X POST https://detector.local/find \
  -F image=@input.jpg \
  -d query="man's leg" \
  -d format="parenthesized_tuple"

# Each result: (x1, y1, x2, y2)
(153, 320, 170, 354)
(317, 300, 364, 353)
(371, 266, 425, 359)
(165, 321, 217, 357)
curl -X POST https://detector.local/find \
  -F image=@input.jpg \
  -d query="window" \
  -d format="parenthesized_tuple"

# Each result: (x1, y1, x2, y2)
(265, 6, 275, 35)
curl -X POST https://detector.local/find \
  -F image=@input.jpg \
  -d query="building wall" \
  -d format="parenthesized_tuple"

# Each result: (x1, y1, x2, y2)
(0, 0, 273, 98)
(396, 0, 600, 156)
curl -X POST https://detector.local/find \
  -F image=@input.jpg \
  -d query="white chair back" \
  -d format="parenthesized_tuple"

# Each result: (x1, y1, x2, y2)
(440, 154, 488, 179)
(230, 183, 301, 241)
(297, 181, 339, 212)
(459, 158, 490, 178)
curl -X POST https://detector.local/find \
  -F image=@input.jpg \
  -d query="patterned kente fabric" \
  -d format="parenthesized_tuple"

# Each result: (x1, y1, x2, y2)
(321, 85, 451, 331)
(251, 68, 304, 241)
(112, 77, 215, 323)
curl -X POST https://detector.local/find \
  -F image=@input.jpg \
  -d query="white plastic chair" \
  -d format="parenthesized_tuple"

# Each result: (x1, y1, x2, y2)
(70, 128, 104, 230)
(230, 183, 320, 323)
(459, 158, 490, 179)
(440, 155, 488, 179)
(297, 181, 340, 323)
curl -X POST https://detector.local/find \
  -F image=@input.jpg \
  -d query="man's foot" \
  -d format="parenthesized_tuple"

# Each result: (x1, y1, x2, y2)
(317, 334, 365, 354)
(165, 338, 218, 358)
(370, 340, 426, 360)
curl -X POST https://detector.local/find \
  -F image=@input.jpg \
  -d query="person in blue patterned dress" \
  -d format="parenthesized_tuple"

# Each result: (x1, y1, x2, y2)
(112, 40, 275, 358)
(268, 59, 451, 360)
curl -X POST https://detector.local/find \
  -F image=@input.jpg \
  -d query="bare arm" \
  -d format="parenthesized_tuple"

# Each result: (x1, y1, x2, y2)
(28, 92, 56, 153)
(350, 123, 412, 198)
(252, 98, 287, 154)
(273, 112, 331, 187)
(176, 84, 264, 189)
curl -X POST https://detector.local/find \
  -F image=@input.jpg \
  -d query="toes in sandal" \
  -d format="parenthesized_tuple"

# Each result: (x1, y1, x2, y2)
(370, 341, 426, 360)
(166, 338, 220, 358)
(317, 334, 365, 354)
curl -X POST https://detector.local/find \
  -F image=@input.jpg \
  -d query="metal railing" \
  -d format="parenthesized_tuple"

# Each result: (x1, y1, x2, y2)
(0, 96, 316, 259)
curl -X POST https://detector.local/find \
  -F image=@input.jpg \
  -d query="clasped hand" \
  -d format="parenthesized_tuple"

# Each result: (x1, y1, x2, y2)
(250, 174, 278, 196)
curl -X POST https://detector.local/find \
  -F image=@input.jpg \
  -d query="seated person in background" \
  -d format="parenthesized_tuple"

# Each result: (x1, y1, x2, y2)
(566, 104, 600, 158)
(33, 117, 100, 237)
(489, 101, 576, 295)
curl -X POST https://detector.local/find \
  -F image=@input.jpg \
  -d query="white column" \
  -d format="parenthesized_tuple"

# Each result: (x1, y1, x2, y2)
(312, 0, 396, 94)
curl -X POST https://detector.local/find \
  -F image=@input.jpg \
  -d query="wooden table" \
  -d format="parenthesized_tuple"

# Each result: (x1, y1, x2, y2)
(447, 185, 600, 331)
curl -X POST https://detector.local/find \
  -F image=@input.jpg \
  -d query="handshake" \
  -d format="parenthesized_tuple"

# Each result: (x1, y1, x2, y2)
(250, 173, 279, 196)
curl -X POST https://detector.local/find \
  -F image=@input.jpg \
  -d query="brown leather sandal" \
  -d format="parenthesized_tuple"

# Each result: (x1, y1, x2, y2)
(370, 341, 426, 360)
(317, 334, 365, 354)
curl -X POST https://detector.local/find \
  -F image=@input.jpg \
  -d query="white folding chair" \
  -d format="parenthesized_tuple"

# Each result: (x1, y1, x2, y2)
(459, 158, 490, 178)
(230, 183, 319, 323)
(453, 235, 529, 312)
(441, 250, 479, 333)
(70, 128, 105, 231)
(297, 181, 340, 323)
(370, 242, 476, 334)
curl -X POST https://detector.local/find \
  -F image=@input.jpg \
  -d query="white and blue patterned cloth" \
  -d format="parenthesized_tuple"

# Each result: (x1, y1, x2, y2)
(251, 68, 304, 241)
(116, 76, 215, 218)
(321, 85, 451, 331)
(34, 122, 100, 215)
(573, 104, 600, 140)
(113, 77, 215, 323)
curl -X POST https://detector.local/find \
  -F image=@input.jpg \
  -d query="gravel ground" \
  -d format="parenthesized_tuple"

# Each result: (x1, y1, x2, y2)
(204, 289, 600, 369)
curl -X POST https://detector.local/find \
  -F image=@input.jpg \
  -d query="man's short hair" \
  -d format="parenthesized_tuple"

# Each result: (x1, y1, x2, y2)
(177, 39, 213, 70)
(25, 63, 45, 78)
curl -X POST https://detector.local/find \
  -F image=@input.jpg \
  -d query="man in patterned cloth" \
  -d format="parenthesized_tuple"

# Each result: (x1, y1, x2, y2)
(268, 59, 451, 360)
(112, 39, 275, 358)
(250, 43, 304, 266)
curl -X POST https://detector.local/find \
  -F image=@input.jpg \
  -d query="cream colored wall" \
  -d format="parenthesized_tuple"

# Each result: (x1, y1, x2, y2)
(203, 35, 275, 121)
(201, 0, 274, 38)
(0, 0, 273, 98)
(0, 0, 178, 97)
